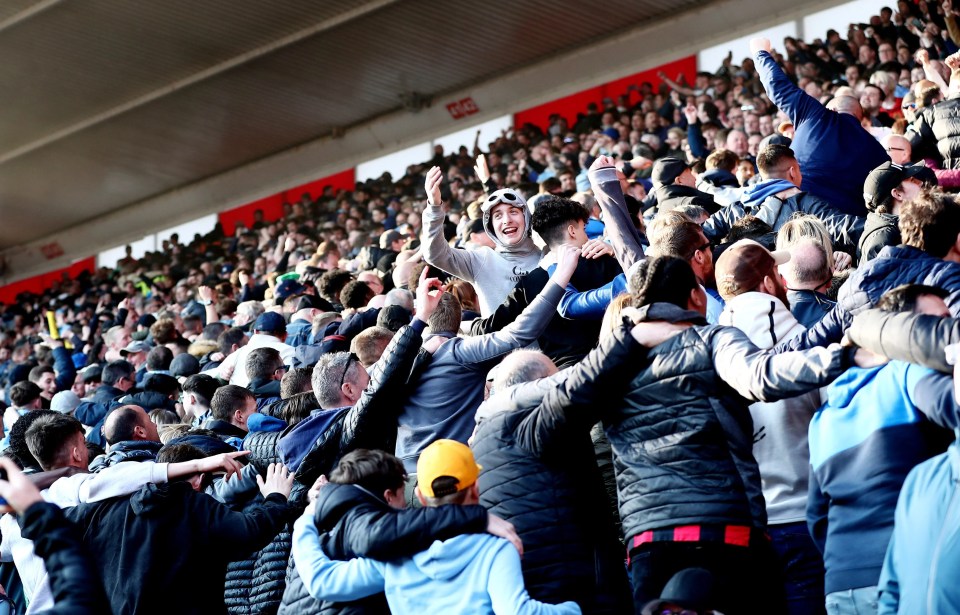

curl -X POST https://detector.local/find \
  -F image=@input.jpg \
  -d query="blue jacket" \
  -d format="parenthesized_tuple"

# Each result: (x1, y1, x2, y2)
(292, 515, 581, 615)
(879, 370, 960, 615)
(76, 385, 127, 449)
(781, 245, 960, 351)
(50, 347, 77, 401)
(248, 378, 282, 413)
(555, 273, 628, 320)
(75, 385, 125, 427)
(286, 320, 313, 348)
(879, 439, 960, 614)
(877, 375, 960, 614)
(400, 283, 565, 471)
(276, 407, 346, 472)
(584, 218, 605, 240)
(808, 362, 957, 594)
(755, 50, 888, 215)
(787, 289, 835, 330)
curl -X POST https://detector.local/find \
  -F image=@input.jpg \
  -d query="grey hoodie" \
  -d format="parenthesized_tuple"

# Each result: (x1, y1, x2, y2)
(421, 202, 541, 316)
(719, 291, 821, 523)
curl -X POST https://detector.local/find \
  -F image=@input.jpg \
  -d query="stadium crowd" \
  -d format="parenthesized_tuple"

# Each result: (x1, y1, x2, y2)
(2, 1, 960, 614)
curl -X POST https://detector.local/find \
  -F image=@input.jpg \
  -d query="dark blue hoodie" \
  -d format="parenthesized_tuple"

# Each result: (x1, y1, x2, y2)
(808, 362, 957, 593)
(277, 407, 347, 472)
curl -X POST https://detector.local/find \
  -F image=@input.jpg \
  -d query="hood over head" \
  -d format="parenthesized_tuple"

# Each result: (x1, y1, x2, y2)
(481, 189, 536, 253)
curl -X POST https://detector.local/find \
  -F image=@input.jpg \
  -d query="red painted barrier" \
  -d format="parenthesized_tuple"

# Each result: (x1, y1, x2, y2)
(0, 257, 96, 305)
(513, 56, 698, 131)
(218, 168, 356, 236)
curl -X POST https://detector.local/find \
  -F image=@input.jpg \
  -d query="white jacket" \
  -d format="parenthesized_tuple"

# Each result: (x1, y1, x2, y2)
(719, 292, 821, 524)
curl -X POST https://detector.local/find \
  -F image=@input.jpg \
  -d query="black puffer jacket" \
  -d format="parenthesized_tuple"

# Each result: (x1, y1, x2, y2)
(290, 483, 489, 615)
(278, 321, 425, 615)
(908, 96, 960, 168)
(857, 212, 900, 265)
(654, 184, 720, 215)
(225, 430, 289, 615)
(603, 303, 854, 541)
(473, 327, 637, 614)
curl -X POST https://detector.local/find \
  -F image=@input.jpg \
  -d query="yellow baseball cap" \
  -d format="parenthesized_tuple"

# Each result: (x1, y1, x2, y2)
(416, 439, 482, 498)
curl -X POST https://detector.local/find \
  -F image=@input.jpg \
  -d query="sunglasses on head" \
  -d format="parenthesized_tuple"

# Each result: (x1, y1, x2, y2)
(485, 191, 522, 206)
(338, 353, 359, 389)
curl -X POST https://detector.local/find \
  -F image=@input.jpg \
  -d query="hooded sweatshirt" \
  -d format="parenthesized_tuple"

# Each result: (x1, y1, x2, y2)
(718, 292, 821, 523)
(422, 201, 541, 316)
(740, 179, 797, 209)
(292, 515, 581, 615)
(808, 361, 951, 594)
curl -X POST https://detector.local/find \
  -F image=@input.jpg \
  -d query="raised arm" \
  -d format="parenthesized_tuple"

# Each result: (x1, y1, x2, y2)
(517, 322, 648, 454)
(656, 70, 695, 96)
(338, 268, 446, 454)
(197, 285, 220, 326)
(752, 38, 825, 127)
(455, 246, 579, 367)
(588, 156, 644, 270)
(681, 105, 709, 161)
(50, 343, 77, 398)
(556, 273, 628, 320)
(420, 166, 481, 282)
(469, 280, 528, 335)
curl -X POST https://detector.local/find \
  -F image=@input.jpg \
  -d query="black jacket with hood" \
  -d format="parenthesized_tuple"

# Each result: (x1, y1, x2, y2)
(601, 303, 855, 542)
(64, 481, 291, 615)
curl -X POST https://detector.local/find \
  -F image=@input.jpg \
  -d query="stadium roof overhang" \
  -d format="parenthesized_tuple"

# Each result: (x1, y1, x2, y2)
(0, 0, 849, 282)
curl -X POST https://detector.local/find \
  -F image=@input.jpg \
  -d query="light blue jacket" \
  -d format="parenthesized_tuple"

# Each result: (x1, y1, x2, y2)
(879, 438, 960, 614)
(292, 514, 581, 615)
(878, 374, 960, 615)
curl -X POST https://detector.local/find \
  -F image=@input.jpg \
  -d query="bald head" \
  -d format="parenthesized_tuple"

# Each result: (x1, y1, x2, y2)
(493, 350, 558, 392)
(780, 239, 831, 291)
(833, 86, 856, 99)
(881, 134, 911, 165)
(104, 405, 159, 446)
(826, 95, 864, 121)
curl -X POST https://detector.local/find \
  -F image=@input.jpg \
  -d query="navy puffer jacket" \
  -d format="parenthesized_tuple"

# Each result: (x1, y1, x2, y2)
(473, 326, 637, 613)
(225, 430, 289, 615)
